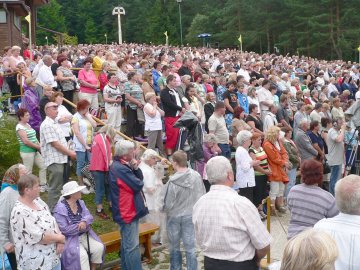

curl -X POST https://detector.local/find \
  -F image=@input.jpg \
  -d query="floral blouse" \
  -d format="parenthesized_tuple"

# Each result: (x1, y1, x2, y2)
(10, 198, 60, 270)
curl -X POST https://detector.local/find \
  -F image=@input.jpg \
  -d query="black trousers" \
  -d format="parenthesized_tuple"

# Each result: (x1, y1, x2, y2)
(62, 90, 74, 113)
(126, 106, 144, 138)
(239, 186, 254, 204)
(204, 256, 257, 270)
(7, 252, 17, 270)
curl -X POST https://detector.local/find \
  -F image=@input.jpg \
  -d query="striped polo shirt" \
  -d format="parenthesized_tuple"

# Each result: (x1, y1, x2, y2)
(249, 146, 269, 176)
(16, 123, 38, 153)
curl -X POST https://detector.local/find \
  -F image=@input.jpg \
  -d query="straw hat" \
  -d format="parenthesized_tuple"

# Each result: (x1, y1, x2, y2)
(61, 181, 86, 197)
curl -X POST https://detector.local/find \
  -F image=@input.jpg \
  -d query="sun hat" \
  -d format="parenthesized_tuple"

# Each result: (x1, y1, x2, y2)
(61, 181, 86, 197)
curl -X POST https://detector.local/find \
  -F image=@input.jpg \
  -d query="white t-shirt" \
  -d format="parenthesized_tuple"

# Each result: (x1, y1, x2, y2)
(257, 87, 273, 111)
(144, 103, 162, 131)
(55, 104, 72, 137)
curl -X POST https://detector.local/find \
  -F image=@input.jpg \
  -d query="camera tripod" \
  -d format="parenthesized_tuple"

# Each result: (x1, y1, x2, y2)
(344, 127, 360, 176)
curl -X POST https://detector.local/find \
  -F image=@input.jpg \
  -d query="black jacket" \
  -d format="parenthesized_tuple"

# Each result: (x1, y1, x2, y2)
(178, 66, 193, 79)
(160, 87, 184, 117)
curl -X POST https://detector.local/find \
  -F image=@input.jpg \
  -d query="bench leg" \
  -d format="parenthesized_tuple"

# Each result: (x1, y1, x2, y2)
(144, 234, 152, 263)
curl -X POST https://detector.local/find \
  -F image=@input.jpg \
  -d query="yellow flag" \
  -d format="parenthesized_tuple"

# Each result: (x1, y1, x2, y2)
(164, 31, 168, 37)
(238, 34, 242, 44)
(25, 14, 31, 23)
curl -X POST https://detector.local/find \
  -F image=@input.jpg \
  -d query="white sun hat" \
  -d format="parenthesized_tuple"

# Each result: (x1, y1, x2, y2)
(61, 181, 86, 197)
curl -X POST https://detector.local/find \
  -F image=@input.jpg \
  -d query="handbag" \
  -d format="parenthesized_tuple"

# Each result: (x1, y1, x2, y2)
(323, 159, 331, 174)
(81, 163, 96, 190)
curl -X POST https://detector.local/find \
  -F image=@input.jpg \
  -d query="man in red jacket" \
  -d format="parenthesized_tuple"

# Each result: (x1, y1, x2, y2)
(109, 140, 148, 270)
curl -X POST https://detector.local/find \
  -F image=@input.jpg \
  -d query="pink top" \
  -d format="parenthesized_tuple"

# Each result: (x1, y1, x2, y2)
(89, 133, 112, 172)
(78, 69, 98, 94)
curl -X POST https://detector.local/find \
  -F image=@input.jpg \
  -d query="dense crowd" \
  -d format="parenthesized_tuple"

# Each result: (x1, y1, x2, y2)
(1, 43, 360, 270)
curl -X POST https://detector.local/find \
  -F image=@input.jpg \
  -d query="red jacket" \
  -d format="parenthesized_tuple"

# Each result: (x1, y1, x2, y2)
(89, 133, 112, 172)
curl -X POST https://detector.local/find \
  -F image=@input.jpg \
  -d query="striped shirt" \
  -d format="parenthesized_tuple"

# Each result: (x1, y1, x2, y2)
(314, 213, 360, 269)
(16, 123, 38, 153)
(287, 184, 339, 239)
(249, 146, 269, 176)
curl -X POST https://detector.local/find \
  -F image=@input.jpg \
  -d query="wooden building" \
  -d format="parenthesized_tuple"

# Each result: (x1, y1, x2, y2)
(0, 0, 49, 50)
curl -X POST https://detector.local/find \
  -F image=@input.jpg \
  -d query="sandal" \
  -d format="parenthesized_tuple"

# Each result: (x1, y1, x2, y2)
(96, 209, 110, 220)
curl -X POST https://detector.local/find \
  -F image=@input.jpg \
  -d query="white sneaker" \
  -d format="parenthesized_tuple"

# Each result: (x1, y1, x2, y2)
(82, 177, 91, 187)
(81, 187, 90, 195)
(40, 184, 48, 193)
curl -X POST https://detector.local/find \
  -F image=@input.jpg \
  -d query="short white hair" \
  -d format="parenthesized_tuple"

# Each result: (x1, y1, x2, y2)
(203, 133, 217, 144)
(300, 118, 310, 127)
(114, 140, 135, 157)
(236, 130, 252, 146)
(206, 156, 232, 185)
(335, 175, 360, 215)
(141, 149, 158, 162)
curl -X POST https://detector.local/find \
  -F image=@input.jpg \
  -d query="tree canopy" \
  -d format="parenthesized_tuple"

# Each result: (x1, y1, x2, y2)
(36, 0, 360, 61)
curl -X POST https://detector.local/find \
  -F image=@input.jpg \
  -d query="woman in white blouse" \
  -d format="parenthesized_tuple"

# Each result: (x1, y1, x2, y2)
(10, 174, 65, 270)
(138, 149, 165, 244)
(182, 83, 205, 121)
(234, 130, 260, 204)
(143, 92, 165, 157)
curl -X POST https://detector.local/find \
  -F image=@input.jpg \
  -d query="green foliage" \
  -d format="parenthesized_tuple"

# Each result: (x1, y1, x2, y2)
(0, 115, 21, 177)
(185, 14, 210, 46)
(63, 33, 78, 45)
(37, 0, 360, 60)
(37, 0, 66, 45)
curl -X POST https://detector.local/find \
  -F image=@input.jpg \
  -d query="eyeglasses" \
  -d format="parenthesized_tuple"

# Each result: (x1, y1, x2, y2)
(46, 105, 59, 110)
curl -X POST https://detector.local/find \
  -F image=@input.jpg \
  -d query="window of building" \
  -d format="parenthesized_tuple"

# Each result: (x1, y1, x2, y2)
(0, 9, 6, 23)
(14, 13, 21, 29)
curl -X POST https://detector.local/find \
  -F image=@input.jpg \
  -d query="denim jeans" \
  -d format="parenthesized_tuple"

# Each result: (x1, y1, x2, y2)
(92, 171, 110, 205)
(218, 143, 231, 159)
(76, 150, 91, 176)
(119, 220, 142, 270)
(329, 164, 342, 195)
(285, 168, 297, 198)
(167, 215, 197, 270)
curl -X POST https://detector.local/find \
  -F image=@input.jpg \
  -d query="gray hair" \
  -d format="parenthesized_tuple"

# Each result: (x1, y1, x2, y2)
(114, 140, 135, 157)
(206, 156, 232, 185)
(203, 133, 217, 144)
(300, 118, 310, 128)
(97, 125, 116, 142)
(43, 54, 52, 62)
(181, 75, 191, 82)
(335, 175, 360, 215)
(236, 130, 252, 146)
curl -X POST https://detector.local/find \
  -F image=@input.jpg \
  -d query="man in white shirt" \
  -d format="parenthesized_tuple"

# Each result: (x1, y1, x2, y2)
(35, 55, 57, 97)
(237, 62, 251, 83)
(310, 103, 322, 122)
(257, 79, 273, 120)
(193, 156, 271, 270)
(315, 175, 360, 269)
(263, 104, 278, 133)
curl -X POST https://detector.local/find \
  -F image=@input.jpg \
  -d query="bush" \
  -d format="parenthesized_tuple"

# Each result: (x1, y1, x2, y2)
(0, 115, 21, 177)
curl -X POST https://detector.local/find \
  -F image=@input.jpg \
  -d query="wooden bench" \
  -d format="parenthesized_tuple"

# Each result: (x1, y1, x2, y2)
(99, 223, 159, 263)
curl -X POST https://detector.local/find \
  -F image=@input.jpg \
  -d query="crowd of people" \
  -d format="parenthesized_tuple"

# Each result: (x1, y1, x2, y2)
(1, 42, 360, 269)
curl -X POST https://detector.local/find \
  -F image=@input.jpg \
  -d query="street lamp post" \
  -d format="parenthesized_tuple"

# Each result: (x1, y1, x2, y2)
(104, 33, 108, 44)
(45, 36, 48, 46)
(176, 0, 183, 46)
(112, 7, 126, 45)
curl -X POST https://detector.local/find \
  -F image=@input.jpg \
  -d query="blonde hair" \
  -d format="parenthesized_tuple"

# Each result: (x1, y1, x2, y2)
(280, 229, 338, 270)
(143, 71, 152, 83)
(265, 126, 280, 143)
(145, 92, 156, 102)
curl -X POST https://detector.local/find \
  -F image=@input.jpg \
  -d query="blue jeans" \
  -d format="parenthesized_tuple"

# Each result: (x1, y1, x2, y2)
(167, 215, 197, 270)
(76, 150, 91, 176)
(329, 165, 342, 195)
(92, 171, 110, 205)
(218, 143, 231, 159)
(119, 220, 142, 270)
(285, 168, 297, 198)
